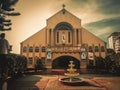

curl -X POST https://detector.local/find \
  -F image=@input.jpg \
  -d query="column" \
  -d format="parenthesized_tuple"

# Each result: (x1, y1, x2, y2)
(51, 29, 54, 46)
(33, 44, 35, 67)
(99, 43, 101, 57)
(46, 29, 49, 45)
(78, 28, 81, 45)
(80, 28, 82, 44)
(73, 29, 77, 46)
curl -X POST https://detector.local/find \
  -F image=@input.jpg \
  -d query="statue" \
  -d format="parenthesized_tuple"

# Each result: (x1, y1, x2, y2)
(62, 32, 65, 44)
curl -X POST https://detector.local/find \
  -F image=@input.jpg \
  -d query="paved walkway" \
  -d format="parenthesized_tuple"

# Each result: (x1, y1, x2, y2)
(8, 74, 120, 90)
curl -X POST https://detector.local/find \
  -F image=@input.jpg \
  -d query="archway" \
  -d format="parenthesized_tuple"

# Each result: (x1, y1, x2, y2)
(52, 56, 80, 69)
(54, 22, 73, 30)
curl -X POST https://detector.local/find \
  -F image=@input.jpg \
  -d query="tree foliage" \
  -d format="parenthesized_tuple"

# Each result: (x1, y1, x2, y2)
(95, 56, 106, 70)
(107, 48, 116, 56)
(105, 53, 120, 74)
(35, 59, 46, 71)
(0, 0, 20, 31)
(6, 53, 27, 77)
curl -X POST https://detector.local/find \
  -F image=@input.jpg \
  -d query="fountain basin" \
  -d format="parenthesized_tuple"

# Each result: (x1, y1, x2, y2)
(65, 73, 79, 76)
(59, 77, 85, 86)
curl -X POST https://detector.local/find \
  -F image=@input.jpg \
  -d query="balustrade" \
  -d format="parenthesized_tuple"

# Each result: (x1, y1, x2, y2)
(47, 46, 81, 53)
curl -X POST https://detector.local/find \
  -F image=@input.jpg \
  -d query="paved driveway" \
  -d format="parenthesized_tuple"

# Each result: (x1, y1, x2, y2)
(8, 74, 120, 90)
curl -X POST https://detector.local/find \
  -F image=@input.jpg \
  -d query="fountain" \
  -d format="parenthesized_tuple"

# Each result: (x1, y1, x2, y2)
(59, 61, 104, 87)
(59, 61, 83, 86)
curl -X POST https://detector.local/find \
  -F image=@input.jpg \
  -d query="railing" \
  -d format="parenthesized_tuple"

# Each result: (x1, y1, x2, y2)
(47, 46, 81, 53)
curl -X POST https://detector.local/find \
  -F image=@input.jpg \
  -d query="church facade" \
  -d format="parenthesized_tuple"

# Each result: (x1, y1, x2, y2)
(20, 8, 106, 69)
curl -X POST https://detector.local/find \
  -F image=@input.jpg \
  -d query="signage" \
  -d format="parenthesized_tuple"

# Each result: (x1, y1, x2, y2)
(81, 48, 87, 61)
(88, 52, 94, 60)
(47, 49, 52, 61)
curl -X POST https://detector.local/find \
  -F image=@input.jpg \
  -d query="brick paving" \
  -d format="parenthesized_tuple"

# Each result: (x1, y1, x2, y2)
(7, 74, 120, 90)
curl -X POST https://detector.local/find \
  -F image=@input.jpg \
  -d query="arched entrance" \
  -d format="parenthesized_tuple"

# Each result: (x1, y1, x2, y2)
(52, 56, 80, 69)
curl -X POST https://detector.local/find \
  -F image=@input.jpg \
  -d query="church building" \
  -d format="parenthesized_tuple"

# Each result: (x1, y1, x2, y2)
(20, 6, 107, 69)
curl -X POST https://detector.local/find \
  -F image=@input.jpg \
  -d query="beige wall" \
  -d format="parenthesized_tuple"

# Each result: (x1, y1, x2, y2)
(21, 27, 46, 45)
(47, 10, 81, 29)
(20, 9, 106, 68)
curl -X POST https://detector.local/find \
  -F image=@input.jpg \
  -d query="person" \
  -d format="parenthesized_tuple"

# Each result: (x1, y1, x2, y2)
(0, 33, 10, 79)
(0, 33, 10, 90)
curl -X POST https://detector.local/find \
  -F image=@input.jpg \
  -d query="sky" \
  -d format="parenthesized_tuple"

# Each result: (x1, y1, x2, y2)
(1, 0, 120, 54)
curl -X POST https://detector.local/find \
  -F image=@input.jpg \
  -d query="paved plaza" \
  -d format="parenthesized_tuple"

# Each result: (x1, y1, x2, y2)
(7, 74, 120, 90)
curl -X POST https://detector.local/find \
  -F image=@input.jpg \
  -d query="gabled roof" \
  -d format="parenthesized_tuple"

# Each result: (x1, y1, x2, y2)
(47, 8, 81, 21)
(21, 27, 46, 43)
(82, 27, 106, 44)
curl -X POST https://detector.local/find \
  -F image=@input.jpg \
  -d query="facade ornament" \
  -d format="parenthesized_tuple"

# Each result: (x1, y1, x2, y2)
(62, 4, 66, 14)
(62, 4, 66, 9)
(62, 32, 66, 44)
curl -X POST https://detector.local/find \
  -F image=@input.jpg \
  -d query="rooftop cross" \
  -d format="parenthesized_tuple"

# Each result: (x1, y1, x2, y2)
(62, 4, 66, 9)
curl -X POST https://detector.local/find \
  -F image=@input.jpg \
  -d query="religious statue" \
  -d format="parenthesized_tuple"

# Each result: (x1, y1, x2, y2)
(62, 32, 66, 44)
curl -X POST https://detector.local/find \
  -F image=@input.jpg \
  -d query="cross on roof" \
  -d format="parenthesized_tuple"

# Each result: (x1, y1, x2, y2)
(62, 4, 66, 9)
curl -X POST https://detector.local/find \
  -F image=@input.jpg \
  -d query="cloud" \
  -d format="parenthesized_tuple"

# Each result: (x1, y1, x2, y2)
(94, 27, 112, 36)
(70, 0, 89, 6)
(96, 0, 120, 14)
(83, 16, 120, 41)
(84, 16, 120, 29)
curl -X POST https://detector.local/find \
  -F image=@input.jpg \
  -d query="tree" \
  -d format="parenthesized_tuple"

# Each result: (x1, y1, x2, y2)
(0, 0, 20, 31)
(105, 53, 120, 75)
(107, 48, 116, 56)
(95, 56, 106, 69)
(115, 53, 120, 75)
(105, 55, 115, 73)
(6, 53, 27, 77)
(35, 59, 46, 72)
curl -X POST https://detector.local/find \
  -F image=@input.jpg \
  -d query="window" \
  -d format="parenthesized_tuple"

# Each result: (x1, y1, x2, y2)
(76, 29, 79, 44)
(42, 47, 46, 52)
(35, 46, 39, 52)
(56, 32, 59, 43)
(68, 32, 70, 43)
(95, 46, 99, 52)
(54, 22, 73, 30)
(28, 57, 33, 65)
(101, 46, 105, 52)
(23, 46, 27, 52)
(89, 46, 93, 52)
(29, 46, 33, 52)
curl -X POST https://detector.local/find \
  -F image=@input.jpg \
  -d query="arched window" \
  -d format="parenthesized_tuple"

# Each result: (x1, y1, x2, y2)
(101, 46, 105, 52)
(35, 46, 39, 52)
(54, 22, 73, 30)
(42, 46, 46, 52)
(89, 46, 93, 52)
(23, 46, 27, 52)
(95, 46, 99, 52)
(29, 46, 33, 52)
